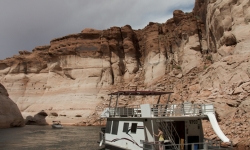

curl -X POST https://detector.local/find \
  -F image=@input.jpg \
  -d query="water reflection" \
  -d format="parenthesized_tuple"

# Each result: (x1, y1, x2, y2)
(0, 125, 102, 150)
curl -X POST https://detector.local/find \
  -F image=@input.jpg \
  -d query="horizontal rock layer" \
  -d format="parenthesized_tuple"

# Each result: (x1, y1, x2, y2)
(0, 0, 250, 147)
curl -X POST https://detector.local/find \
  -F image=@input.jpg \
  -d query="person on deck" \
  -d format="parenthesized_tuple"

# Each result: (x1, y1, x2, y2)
(154, 128, 164, 150)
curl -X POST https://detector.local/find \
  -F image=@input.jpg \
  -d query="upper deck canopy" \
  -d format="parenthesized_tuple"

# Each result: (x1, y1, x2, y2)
(108, 91, 173, 96)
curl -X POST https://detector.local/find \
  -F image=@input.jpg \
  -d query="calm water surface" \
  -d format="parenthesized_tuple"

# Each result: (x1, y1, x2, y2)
(0, 125, 104, 150)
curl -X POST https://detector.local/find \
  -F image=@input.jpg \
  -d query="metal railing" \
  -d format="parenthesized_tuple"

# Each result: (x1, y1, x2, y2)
(151, 103, 214, 117)
(109, 105, 141, 117)
(204, 138, 233, 149)
(105, 103, 214, 118)
(142, 140, 232, 150)
(204, 138, 222, 148)
(99, 131, 104, 141)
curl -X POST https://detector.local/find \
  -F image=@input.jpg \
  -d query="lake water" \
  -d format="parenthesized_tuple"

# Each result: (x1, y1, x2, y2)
(0, 125, 104, 150)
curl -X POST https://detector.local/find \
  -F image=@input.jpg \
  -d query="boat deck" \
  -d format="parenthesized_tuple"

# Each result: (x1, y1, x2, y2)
(101, 103, 215, 118)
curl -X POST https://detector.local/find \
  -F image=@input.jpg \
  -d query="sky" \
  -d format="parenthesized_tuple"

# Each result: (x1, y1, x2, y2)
(0, 0, 195, 60)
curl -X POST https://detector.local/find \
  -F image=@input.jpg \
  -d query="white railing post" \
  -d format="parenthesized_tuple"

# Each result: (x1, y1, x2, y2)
(204, 143, 208, 150)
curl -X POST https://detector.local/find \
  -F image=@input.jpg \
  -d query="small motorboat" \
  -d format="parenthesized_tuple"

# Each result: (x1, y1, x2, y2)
(52, 121, 63, 129)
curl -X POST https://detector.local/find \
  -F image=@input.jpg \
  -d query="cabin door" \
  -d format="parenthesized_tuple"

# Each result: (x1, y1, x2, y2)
(174, 121, 185, 149)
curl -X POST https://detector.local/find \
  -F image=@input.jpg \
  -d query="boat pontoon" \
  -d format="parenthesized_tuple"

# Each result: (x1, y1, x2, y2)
(98, 91, 232, 150)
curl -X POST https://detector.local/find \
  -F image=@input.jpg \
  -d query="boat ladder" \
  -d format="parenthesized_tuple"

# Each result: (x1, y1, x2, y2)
(159, 121, 180, 150)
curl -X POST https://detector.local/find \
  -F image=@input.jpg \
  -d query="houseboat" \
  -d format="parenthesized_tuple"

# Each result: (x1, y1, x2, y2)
(98, 90, 232, 150)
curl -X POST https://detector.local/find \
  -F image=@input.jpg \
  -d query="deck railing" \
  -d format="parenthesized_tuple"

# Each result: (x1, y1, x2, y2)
(109, 105, 141, 117)
(203, 138, 233, 149)
(151, 103, 214, 117)
(142, 140, 232, 150)
(106, 103, 214, 118)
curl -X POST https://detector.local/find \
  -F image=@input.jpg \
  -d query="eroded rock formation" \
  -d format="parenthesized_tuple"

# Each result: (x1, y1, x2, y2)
(193, 0, 250, 147)
(0, 0, 250, 148)
(0, 83, 24, 128)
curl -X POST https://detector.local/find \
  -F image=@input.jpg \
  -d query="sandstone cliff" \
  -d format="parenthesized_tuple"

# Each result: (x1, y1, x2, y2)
(0, 83, 24, 128)
(193, 0, 250, 147)
(0, 0, 250, 148)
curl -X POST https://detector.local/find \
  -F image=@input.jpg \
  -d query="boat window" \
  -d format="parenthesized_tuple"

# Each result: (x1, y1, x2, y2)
(131, 123, 137, 134)
(105, 120, 112, 134)
(111, 121, 119, 135)
(123, 123, 129, 133)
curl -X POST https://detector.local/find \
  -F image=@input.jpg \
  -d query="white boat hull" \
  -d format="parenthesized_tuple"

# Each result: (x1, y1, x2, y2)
(51, 124, 63, 129)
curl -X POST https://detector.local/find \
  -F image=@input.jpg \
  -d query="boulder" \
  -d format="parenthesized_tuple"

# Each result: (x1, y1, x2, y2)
(0, 84, 24, 128)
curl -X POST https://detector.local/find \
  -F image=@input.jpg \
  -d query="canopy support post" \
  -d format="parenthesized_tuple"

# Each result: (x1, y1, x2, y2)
(165, 93, 172, 112)
(114, 93, 119, 116)
(157, 95, 162, 104)
(108, 95, 113, 116)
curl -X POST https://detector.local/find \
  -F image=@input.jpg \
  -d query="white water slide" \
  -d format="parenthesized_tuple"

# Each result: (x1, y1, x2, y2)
(202, 104, 230, 143)
(203, 105, 230, 142)
(206, 113, 230, 143)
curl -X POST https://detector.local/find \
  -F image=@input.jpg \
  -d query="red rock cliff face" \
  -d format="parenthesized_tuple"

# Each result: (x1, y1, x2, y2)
(0, 0, 250, 147)
(0, 26, 142, 125)
(192, 0, 250, 147)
